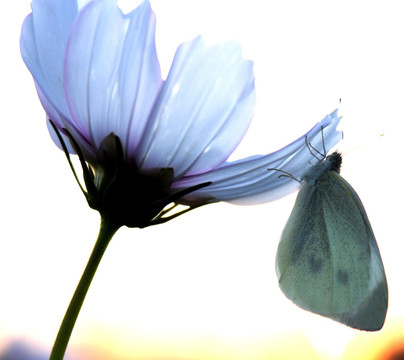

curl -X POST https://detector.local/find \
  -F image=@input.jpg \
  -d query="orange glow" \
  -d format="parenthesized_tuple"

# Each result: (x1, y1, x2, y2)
(344, 319, 404, 360)
(65, 320, 404, 360)
(2, 319, 404, 359)
(70, 328, 324, 360)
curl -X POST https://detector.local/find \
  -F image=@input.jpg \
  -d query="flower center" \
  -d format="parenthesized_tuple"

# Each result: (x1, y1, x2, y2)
(88, 134, 177, 227)
(50, 122, 212, 229)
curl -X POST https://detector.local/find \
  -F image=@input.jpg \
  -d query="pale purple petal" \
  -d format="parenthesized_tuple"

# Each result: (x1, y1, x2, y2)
(172, 110, 342, 205)
(120, 1, 162, 156)
(64, 0, 162, 155)
(136, 36, 255, 178)
(20, 0, 78, 128)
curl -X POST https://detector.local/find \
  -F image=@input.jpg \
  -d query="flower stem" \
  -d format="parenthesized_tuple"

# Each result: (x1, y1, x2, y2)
(49, 218, 119, 360)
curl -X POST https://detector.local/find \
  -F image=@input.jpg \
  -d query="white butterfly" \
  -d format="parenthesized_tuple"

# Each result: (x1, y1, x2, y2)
(275, 150, 388, 331)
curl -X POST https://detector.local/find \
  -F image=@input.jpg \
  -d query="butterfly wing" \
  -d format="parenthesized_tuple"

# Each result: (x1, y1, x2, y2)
(276, 171, 388, 331)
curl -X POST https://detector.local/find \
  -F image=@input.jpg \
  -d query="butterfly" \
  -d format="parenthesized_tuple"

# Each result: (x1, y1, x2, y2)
(274, 145, 388, 331)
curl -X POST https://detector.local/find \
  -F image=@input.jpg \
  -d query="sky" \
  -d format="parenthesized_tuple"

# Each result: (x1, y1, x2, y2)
(1, 0, 404, 359)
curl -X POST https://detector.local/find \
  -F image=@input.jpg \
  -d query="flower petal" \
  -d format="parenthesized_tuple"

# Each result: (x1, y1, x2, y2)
(64, 0, 162, 155)
(119, 1, 162, 156)
(172, 110, 342, 205)
(20, 0, 78, 127)
(137, 36, 255, 178)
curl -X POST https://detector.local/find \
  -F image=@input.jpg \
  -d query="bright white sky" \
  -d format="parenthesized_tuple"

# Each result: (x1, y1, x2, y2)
(1, 1, 404, 359)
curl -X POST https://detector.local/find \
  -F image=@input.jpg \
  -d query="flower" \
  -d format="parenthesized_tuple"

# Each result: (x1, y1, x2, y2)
(20, 0, 342, 228)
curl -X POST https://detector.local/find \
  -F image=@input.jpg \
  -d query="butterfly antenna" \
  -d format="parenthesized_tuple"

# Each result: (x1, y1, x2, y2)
(305, 126, 327, 161)
(267, 168, 301, 183)
(321, 126, 327, 155)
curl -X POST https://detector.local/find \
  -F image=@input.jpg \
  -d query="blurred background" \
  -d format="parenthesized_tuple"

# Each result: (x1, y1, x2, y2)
(1, 0, 404, 359)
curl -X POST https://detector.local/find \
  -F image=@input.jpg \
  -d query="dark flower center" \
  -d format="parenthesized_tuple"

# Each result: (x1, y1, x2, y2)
(50, 121, 212, 229)
(88, 134, 177, 228)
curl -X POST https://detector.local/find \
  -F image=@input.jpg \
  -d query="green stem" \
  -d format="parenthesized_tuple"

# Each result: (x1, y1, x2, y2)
(49, 218, 119, 360)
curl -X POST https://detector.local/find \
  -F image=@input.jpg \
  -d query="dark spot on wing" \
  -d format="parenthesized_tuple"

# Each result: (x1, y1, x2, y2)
(309, 256, 323, 273)
(337, 269, 349, 285)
